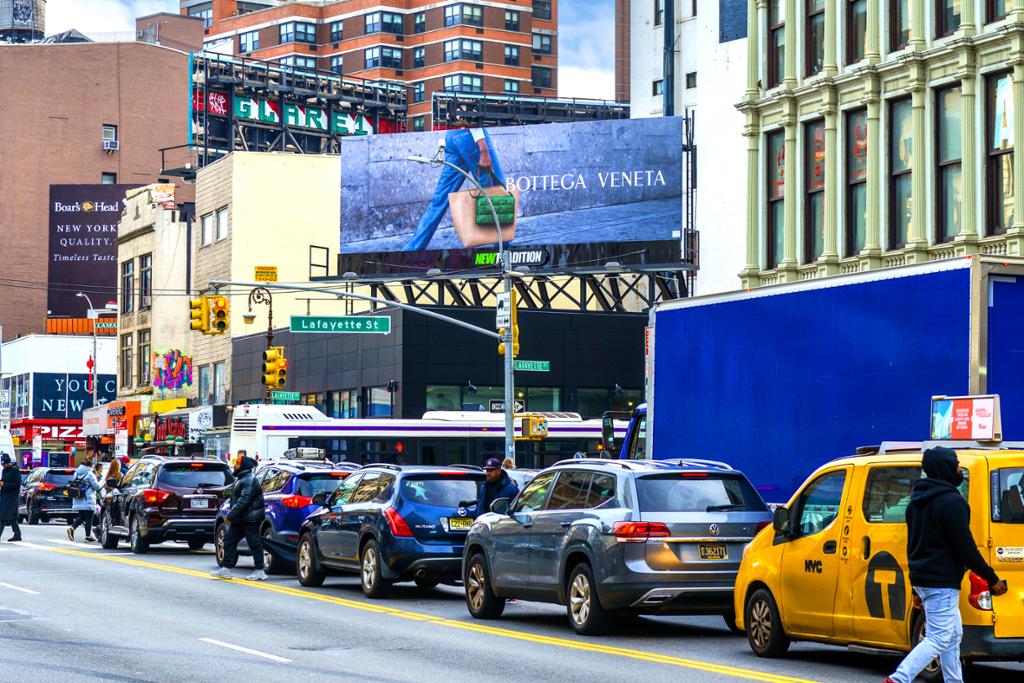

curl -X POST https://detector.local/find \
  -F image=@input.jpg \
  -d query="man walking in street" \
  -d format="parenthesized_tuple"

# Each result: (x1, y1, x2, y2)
(211, 454, 267, 581)
(67, 455, 101, 543)
(476, 457, 519, 515)
(885, 446, 1008, 683)
(0, 453, 22, 542)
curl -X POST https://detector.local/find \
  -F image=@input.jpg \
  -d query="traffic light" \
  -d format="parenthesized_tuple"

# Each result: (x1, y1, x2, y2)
(262, 346, 287, 387)
(189, 296, 209, 334)
(498, 290, 520, 358)
(210, 295, 230, 335)
(521, 414, 548, 440)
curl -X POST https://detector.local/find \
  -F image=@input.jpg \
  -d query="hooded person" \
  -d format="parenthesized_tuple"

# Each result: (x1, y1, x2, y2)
(0, 453, 22, 542)
(67, 457, 102, 543)
(210, 454, 267, 581)
(885, 446, 1007, 683)
(476, 457, 519, 515)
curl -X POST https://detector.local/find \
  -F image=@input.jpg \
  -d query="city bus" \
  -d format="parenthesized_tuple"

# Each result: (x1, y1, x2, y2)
(228, 404, 629, 469)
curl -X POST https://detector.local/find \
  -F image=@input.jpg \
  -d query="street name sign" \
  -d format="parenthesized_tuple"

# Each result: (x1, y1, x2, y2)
(291, 315, 391, 334)
(514, 360, 550, 372)
(489, 399, 525, 413)
(271, 391, 300, 401)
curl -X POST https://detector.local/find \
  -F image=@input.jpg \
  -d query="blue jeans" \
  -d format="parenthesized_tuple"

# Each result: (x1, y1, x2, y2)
(403, 128, 505, 252)
(890, 587, 963, 683)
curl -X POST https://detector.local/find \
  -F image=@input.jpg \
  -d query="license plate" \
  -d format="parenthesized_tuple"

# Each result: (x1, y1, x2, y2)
(698, 543, 727, 560)
(448, 516, 473, 531)
(189, 498, 210, 509)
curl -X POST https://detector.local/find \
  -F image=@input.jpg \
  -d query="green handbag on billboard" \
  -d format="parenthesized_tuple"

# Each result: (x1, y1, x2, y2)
(472, 171, 515, 225)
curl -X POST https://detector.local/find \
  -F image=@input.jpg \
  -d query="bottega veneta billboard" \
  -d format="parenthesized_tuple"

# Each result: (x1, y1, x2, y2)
(339, 117, 683, 271)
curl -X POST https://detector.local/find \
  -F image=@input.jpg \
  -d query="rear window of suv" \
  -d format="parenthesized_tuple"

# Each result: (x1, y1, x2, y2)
(993, 468, 1024, 523)
(636, 473, 767, 513)
(44, 470, 76, 484)
(400, 476, 481, 508)
(157, 463, 232, 488)
(296, 473, 349, 497)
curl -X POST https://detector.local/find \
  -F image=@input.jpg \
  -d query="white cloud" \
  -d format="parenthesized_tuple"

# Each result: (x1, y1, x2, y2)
(46, 0, 177, 36)
(559, 65, 614, 101)
(557, 0, 616, 100)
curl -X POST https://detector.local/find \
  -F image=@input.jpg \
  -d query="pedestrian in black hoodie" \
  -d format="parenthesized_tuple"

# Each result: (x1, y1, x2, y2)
(210, 454, 267, 581)
(885, 446, 1007, 683)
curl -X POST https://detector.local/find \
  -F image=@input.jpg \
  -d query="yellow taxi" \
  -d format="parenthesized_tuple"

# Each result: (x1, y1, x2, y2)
(734, 441, 1024, 679)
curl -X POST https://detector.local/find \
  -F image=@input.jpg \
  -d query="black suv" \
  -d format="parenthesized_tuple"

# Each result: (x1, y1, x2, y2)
(98, 455, 233, 554)
(19, 467, 78, 524)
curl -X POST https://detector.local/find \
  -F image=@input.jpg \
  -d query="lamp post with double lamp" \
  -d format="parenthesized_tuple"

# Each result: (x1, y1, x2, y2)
(244, 286, 274, 405)
(76, 292, 118, 408)
(406, 152, 517, 464)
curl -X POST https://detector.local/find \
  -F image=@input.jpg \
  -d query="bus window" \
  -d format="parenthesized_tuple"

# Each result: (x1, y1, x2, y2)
(419, 440, 468, 466)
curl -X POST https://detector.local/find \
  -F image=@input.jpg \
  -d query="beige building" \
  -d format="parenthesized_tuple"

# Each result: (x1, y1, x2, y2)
(739, 0, 1024, 288)
(192, 152, 341, 405)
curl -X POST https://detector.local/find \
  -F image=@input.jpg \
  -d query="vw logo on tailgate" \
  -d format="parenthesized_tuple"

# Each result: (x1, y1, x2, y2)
(708, 523, 721, 536)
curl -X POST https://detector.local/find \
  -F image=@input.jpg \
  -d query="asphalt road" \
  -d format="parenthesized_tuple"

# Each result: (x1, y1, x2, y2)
(1, 523, 1021, 683)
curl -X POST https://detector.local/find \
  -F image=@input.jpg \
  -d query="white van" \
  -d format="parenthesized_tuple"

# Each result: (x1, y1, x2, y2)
(0, 429, 15, 463)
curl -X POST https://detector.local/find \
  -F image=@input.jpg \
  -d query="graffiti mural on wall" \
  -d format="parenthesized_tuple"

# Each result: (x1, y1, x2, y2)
(153, 350, 193, 393)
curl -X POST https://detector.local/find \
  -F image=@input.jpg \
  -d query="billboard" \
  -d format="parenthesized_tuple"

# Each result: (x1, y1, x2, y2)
(339, 117, 683, 269)
(47, 185, 138, 317)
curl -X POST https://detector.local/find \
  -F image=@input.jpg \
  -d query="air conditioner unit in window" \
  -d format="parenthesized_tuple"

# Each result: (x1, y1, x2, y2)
(102, 139, 119, 151)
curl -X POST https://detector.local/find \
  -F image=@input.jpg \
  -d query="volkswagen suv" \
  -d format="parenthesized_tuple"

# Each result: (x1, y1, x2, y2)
(463, 458, 772, 635)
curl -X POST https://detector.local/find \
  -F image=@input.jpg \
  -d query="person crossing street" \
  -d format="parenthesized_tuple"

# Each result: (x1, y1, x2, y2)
(211, 454, 267, 581)
(0, 453, 22, 542)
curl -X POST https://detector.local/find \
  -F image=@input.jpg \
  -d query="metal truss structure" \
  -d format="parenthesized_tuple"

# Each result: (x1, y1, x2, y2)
(432, 92, 630, 127)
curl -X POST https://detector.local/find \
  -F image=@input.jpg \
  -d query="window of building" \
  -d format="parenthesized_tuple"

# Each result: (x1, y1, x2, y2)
(414, 12, 425, 33)
(846, 0, 866, 64)
(505, 45, 520, 66)
(137, 329, 151, 387)
(936, 85, 963, 242)
(768, 0, 785, 88)
(120, 260, 134, 314)
(891, 0, 910, 51)
(213, 362, 227, 405)
(805, 119, 826, 263)
(444, 39, 482, 62)
(139, 253, 152, 310)
(102, 124, 118, 144)
(889, 97, 913, 249)
(330, 21, 342, 43)
(201, 213, 214, 245)
(412, 116, 425, 132)
(216, 207, 228, 240)
(413, 46, 425, 68)
(240, 30, 259, 53)
(654, 0, 665, 25)
(766, 130, 785, 269)
(328, 389, 360, 418)
(505, 10, 520, 31)
(532, 32, 552, 55)
(987, 73, 1014, 235)
(330, 55, 343, 75)
(532, 65, 553, 89)
(363, 386, 393, 417)
(188, 3, 212, 29)
(101, 172, 117, 184)
(381, 11, 403, 34)
(364, 46, 390, 69)
(988, 0, 1008, 21)
(937, 0, 961, 37)
(445, 4, 483, 27)
(652, 79, 664, 96)
(534, 0, 552, 20)
(413, 81, 424, 103)
(280, 55, 316, 72)
(279, 22, 315, 44)
(505, 79, 520, 94)
(443, 74, 483, 92)
(806, 0, 824, 76)
(365, 11, 382, 33)
(685, 71, 697, 89)
(198, 365, 212, 405)
(846, 108, 868, 255)
(575, 387, 642, 418)
(382, 46, 402, 69)
(120, 333, 133, 388)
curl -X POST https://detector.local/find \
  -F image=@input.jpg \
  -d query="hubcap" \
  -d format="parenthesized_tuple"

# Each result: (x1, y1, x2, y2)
(749, 599, 772, 649)
(299, 540, 311, 578)
(216, 528, 225, 562)
(362, 547, 377, 589)
(569, 573, 591, 625)
(467, 563, 485, 611)
(130, 519, 138, 544)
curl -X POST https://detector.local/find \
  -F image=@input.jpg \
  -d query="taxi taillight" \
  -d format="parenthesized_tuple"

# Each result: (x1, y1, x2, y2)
(968, 572, 993, 611)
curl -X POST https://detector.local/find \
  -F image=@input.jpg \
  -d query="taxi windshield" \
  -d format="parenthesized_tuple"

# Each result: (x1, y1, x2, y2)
(993, 468, 1024, 524)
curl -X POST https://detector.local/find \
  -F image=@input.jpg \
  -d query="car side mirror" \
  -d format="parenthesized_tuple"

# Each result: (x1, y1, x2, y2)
(772, 507, 791, 535)
(312, 492, 329, 507)
(490, 497, 511, 515)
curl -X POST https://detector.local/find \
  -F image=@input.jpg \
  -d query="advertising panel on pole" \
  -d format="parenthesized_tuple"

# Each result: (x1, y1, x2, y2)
(930, 395, 1002, 441)
(339, 117, 684, 273)
(114, 429, 129, 457)
(47, 185, 140, 317)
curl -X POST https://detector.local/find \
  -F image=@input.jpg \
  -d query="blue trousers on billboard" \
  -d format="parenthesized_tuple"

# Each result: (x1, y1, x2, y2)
(404, 128, 505, 252)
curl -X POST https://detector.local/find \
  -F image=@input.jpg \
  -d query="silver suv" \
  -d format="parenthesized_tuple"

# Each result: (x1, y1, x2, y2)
(462, 458, 772, 635)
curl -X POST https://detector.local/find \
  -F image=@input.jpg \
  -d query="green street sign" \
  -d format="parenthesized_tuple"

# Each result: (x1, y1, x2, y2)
(290, 315, 392, 334)
(514, 360, 550, 372)
(271, 391, 300, 401)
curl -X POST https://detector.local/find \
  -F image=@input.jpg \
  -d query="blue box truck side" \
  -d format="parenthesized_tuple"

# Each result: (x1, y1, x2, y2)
(643, 258, 1024, 503)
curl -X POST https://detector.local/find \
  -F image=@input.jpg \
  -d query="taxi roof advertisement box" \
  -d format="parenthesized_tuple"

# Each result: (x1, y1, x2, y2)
(47, 185, 139, 317)
(339, 117, 683, 271)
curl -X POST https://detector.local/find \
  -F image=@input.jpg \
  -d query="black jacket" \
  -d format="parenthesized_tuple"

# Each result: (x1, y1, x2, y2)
(0, 465, 20, 522)
(226, 457, 265, 524)
(906, 447, 1000, 589)
(477, 471, 519, 515)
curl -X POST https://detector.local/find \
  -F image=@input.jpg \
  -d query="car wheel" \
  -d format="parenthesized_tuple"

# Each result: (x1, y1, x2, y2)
(912, 611, 944, 683)
(262, 526, 286, 575)
(129, 515, 149, 555)
(99, 511, 118, 550)
(745, 588, 790, 658)
(360, 539, 391, 599)
(215, 524, 235, 569)
(722, 609, 744, 635)
(297, 533, 325, 588)
(464, 552, 505, 619)
(566, 562, 613, 635)
(187, 539, 205, 551)
(415, 578, 439, 589)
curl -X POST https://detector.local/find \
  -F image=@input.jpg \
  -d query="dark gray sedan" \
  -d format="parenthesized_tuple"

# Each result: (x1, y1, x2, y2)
(462, 458, 772, 635)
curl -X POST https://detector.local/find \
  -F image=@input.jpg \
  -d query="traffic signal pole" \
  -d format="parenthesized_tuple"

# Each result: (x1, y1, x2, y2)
(247, 287, 275, 404)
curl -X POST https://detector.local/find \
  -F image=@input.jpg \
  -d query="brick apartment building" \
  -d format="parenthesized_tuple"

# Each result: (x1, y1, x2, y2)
(0, 13, 203, 338)
(183, 0, 559, 129)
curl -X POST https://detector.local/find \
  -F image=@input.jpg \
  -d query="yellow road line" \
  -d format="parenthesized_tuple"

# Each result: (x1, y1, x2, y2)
(32, 545, 817, 683)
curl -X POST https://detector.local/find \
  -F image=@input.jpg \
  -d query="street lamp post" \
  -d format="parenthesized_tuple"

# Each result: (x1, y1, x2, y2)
(76, 292, 99, 408)
(246, 287, 274, 405)
(407, 153, 516, 464)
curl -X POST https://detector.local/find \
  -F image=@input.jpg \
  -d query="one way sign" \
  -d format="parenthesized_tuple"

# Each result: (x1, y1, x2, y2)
(489, 399, 524, 413)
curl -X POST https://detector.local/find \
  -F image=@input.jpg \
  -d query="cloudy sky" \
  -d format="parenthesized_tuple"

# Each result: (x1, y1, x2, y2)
(45, 0, 615, 100)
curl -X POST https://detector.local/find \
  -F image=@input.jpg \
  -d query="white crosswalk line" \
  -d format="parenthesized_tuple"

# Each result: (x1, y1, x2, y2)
(198, 638, 292, 663)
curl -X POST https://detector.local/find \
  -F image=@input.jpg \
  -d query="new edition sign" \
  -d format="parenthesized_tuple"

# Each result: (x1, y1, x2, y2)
(290, 315, 391, 334)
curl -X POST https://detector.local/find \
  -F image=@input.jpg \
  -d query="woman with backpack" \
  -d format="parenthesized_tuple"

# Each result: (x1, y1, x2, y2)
(67, 456, 101, 542)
